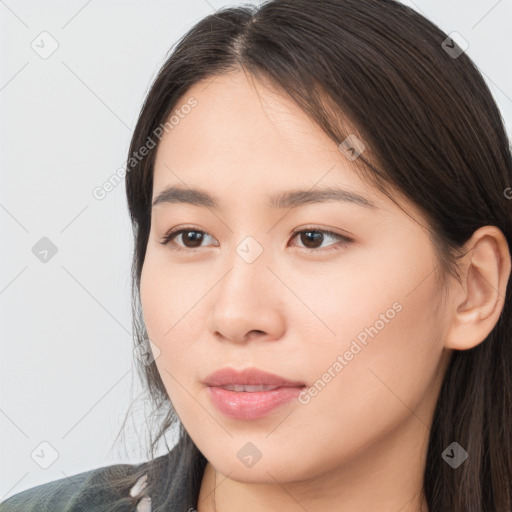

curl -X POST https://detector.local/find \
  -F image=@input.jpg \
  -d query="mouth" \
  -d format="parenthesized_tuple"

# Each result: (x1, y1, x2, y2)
(203, 366, 305, 388)
(203, 367, 306, 420)
(219, 384, 285, 392)
(206, 385, 305, 420)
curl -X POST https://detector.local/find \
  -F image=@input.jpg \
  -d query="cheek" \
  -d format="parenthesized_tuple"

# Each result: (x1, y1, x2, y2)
(139, 258, 195, 411)
(139, 250, 215, 396)
(139, 248, 202, 341)
(295, 259, 446, 440)
(137, 239, 448, 481)
(139, 259, 165, 341)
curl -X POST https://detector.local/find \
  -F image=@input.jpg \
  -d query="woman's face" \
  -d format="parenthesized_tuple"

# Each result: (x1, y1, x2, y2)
(140, 70, 453, 484)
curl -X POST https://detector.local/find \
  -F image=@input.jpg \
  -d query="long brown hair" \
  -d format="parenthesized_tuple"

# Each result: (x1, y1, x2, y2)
(105, 1, 512, 510)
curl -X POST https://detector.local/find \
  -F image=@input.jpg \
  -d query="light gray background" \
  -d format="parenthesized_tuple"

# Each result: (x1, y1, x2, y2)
(1, 0, 511, 501)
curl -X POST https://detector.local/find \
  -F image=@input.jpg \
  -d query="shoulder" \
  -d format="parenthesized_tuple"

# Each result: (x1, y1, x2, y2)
(0, 460, 147, 512)
(0, 439, 206, 512)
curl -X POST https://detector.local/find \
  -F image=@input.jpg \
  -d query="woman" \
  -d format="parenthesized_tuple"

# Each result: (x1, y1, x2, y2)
(2, 0, 511, 511)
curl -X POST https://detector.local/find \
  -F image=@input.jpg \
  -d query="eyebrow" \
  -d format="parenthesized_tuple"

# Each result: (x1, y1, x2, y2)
(151, 185, 377, 210)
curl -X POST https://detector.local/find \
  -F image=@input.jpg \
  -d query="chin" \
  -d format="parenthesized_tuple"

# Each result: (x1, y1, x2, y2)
(208, 448, 310, 484)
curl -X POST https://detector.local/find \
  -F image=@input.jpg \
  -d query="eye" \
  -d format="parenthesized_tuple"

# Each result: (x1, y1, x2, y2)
(289, 227, 352, 253)
(159, 226, 352, 253)
(159, 227, 217, 251)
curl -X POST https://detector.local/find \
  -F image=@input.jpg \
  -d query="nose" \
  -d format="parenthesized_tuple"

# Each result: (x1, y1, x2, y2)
(207, 247, 286, 344)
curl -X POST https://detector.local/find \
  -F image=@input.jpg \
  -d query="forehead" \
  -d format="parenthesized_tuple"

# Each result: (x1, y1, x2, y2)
(155, 71, 335, 162)
(151, 71, 396, 213)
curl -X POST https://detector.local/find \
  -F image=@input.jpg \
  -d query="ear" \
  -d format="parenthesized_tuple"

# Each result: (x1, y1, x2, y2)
(445, 226, 511, 351)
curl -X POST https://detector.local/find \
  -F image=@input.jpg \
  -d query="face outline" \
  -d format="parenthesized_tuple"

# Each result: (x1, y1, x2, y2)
(139, 69, 453, 505)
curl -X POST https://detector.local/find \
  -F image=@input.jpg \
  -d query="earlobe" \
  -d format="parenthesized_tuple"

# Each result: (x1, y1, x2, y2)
(445, 226, 511, 351)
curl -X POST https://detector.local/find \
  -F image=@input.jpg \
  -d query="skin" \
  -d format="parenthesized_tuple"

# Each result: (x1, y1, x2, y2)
(139, 69, 511, 512)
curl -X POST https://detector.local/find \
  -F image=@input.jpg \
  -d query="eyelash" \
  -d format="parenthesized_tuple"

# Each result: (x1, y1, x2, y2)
(159, 226, 352, 254)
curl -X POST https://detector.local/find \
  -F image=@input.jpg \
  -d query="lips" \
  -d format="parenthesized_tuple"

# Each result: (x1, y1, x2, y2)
(221, 384, 280, 392)
(204, 367, 306, 420)
(203, 367, 305, 388)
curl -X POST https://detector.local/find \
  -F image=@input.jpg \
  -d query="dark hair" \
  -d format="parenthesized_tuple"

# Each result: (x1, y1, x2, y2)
(107, 0, 512, 510)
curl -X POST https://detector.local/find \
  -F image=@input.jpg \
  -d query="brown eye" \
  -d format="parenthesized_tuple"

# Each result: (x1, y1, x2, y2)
(298, 231, 324, 249)
(177, 230, 204, 248)
(159, 226, 352, 254)
(160, 228, 215, 251)
(290, 228, 352, 252)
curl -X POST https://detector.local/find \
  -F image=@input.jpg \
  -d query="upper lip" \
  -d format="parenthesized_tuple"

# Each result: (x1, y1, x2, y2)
(204, 367, 305, 387)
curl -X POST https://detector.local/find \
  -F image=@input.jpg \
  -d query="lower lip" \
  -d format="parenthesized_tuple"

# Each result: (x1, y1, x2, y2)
(207, 386, 305, 420)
